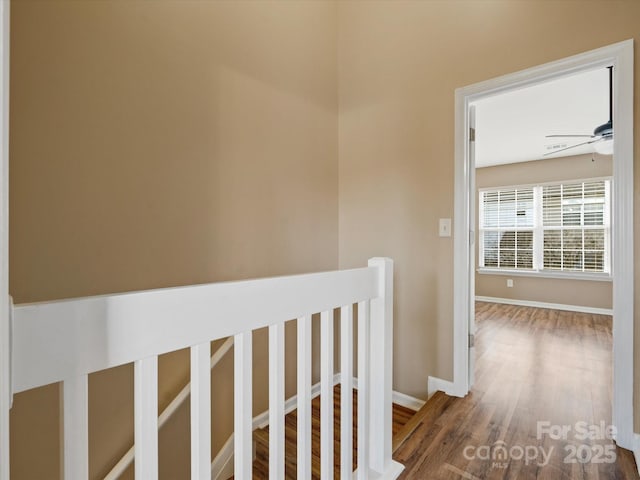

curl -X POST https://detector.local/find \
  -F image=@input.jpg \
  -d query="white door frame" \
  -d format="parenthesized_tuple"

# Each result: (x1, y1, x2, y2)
(0, 1, 10, 479)
(445, 40, 634, 450)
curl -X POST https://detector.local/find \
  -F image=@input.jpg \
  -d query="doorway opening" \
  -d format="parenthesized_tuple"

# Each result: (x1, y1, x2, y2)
(471, 65, 621, 477)
(444, 40, 634, 451)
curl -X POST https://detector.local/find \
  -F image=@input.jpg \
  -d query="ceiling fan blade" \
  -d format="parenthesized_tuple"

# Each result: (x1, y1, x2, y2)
(544, 138, 598, 156)
(545, 134, 594, 138)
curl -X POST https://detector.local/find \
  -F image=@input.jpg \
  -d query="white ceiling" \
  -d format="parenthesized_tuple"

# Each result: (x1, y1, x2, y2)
(473, 68, 609, 168)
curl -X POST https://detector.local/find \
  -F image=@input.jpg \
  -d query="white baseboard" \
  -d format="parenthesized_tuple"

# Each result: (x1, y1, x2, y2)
(350, 375, 425, 411)
(427, 376, 462, 398)
(353, 459, 405, 479)
(392, 390, 425, 411)
(475, 295, 613, 316)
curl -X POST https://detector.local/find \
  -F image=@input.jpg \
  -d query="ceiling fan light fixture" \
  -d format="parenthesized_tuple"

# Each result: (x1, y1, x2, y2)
(543, 67, 614, 158)
(594, 137, 614, 155)
(593, 120, 612, 137)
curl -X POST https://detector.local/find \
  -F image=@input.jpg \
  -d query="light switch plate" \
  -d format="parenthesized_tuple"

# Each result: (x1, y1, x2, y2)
(439, 218, 452, 237)
(507, 279, 514, 288)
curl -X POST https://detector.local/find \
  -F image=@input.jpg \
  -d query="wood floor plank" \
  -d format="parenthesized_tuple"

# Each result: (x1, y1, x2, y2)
(248, 385, 416, 479)
(394, 302, 639, 480)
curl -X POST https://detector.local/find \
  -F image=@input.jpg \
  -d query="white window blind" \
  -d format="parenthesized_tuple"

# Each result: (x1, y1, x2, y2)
(479, 178, 611, 276)
(480, 188, 534, 269)
(542, 180, 609, 272)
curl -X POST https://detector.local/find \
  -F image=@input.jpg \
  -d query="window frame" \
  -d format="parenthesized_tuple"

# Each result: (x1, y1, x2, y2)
(478, 187, 535, 270)
(478, 177, 612, 281)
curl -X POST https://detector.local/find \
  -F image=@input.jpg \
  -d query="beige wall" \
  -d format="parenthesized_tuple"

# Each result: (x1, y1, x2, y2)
(9, 1, 338, 478)
(475, 154, 613, 309)
(337, 0, 640, 424)
(477, 276, 612, 309)
(477, 153, 612, 189)
(9, 2, 640, 477)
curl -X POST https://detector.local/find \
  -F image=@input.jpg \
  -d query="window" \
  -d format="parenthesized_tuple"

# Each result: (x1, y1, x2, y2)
(480, 188, 534, 269)
(479, 178, 610, 276)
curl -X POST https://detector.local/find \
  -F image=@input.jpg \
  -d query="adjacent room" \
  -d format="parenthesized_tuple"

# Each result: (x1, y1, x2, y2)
(475, 69, 615, 475)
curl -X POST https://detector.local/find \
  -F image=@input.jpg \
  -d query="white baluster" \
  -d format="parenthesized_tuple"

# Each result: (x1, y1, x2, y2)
(297, 315, 312, 480)
(357, 301, 370, 479)
(62, 374, 88, 480)
(269, 323, 285, 479)
(234, 332, 252, 480)
(134, 356, 159, 480)
(320, 310, 334, 479)
(190, 342, 211, 480)
(341, 305, 353, 479)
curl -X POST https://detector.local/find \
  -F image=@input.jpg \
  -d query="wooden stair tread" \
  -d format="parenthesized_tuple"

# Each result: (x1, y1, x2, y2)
(392, 391, 453, 453)
(253, 428, 269, 448)
(248, 385, 429, 479)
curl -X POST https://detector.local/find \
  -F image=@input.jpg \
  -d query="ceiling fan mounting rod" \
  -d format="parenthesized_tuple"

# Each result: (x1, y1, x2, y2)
(608, 65, 613, 127)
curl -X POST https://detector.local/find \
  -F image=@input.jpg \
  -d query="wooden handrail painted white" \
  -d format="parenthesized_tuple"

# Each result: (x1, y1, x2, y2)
(12, 267, 377, 393)
(103, 337, 233, 480)
(7, 259, 403, 480)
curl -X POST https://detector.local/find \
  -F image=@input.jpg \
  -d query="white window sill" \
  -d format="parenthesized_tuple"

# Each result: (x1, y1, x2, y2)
(477, 268, 612, 282)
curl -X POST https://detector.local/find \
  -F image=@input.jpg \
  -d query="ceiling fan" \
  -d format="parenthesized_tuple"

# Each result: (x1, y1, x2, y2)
(544, 66, 613, 156)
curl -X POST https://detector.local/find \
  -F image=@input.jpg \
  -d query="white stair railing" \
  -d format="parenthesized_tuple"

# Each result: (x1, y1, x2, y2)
(5, 257, 402, 480)
(103, 337, 233, 480)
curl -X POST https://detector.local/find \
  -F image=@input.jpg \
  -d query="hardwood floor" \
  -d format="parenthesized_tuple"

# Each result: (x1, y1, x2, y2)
(248, 385, 416, 479)
(394, 302, 639, 479)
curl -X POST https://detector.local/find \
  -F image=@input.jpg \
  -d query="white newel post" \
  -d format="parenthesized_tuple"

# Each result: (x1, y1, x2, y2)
(367, 257, 393, 475)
